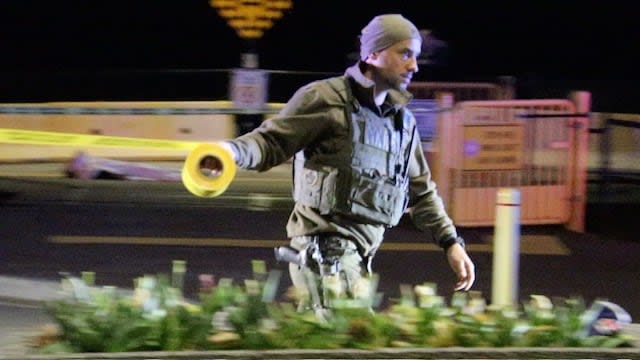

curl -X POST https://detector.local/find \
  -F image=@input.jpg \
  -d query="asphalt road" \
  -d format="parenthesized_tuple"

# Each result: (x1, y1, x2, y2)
(0, 162, 639, 322)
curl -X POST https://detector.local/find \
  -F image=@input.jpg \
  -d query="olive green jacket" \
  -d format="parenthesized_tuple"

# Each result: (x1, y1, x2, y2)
(227, 62, 458, 256)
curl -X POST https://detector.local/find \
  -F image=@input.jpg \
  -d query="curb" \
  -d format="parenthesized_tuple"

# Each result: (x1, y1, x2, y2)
(0, 276, 64, 306)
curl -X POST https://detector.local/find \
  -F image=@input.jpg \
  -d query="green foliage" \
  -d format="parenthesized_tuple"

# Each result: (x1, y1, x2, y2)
(521, 297, 588, 347)
(36, 261, 637, 353)
(266, 304, 343, 349)
(200, 278, 246, 314)
(46, 298, 154, 352)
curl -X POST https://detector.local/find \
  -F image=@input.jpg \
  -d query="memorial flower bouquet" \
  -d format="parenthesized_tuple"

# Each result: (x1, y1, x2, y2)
(32, 260, 635, 354)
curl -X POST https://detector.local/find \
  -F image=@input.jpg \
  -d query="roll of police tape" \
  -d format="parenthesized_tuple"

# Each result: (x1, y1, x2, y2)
(181, 143, 236, 198)
(0, 128, 237, 197)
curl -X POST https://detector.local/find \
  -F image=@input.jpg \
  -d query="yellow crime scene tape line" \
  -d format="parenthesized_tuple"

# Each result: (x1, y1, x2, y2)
(0, 128, 236, 198)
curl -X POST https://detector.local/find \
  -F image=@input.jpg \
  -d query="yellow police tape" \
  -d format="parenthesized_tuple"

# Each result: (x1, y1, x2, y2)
(181, 143, 236, 198)
(0, 128, 237, 198)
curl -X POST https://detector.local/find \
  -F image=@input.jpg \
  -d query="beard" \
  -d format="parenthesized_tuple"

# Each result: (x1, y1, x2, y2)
(371, 67, 409, 91)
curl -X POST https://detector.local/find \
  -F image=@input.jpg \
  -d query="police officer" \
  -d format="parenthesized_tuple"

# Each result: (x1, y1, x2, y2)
(219, 14, 475, 315)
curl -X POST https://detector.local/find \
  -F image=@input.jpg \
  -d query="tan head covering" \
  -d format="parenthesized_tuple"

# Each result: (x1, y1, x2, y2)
(359, 14, 421, 60)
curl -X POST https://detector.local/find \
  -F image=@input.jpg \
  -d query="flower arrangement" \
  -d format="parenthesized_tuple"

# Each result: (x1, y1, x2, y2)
(32, 260, 636, 354)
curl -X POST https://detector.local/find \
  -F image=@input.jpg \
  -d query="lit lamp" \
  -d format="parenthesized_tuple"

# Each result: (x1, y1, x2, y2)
(208, 1, 293, 135)
(209, 0, 292, 67)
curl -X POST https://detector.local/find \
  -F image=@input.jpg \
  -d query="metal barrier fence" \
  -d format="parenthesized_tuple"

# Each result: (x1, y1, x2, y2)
(408, 77, 515, 102)
(599, 118, 640, 181)
(428, 93, 590, 232)
(590, 118, 640, 204)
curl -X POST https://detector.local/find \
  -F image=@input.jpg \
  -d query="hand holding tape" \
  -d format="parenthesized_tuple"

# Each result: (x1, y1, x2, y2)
(182, 143, 237, 198)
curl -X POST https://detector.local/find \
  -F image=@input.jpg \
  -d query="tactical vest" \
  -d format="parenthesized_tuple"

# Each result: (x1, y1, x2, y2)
(292, 77, 415, 226)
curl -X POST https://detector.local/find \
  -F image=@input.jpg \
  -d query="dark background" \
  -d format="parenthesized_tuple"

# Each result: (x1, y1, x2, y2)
(0, 0, 637, 112)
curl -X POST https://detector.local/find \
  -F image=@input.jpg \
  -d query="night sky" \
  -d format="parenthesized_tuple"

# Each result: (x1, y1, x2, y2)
(0, 0, 637, 112)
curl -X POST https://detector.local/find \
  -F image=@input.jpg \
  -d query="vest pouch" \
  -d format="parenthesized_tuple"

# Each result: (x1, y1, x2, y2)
(347, 174, 407, 226)
(294, 166, 339, 214)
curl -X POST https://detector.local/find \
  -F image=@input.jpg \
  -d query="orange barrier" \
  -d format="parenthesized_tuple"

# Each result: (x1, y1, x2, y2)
(427, 92, 590, 232)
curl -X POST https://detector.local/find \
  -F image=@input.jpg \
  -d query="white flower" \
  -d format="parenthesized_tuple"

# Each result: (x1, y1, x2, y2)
(322, 274, 344, 298)
(132, 288, 151, 308)
(414, 284, 436, 297)
(148, 308, 167, 319)
(244, 279, 261, 295)
(463, 298, 487, 315)
(352, 278, 371, 300)
(419, 295, 444, 308)
(212, 309, 234, 331)
(529, 295, 553, 310)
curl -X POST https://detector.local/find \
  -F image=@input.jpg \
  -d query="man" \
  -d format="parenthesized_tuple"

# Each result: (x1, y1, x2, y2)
(219, 14, 475, 314)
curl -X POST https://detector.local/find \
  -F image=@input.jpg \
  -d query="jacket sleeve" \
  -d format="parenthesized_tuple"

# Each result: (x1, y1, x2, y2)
(405, 126, 459, 247)
(226, 81, 344, 172)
